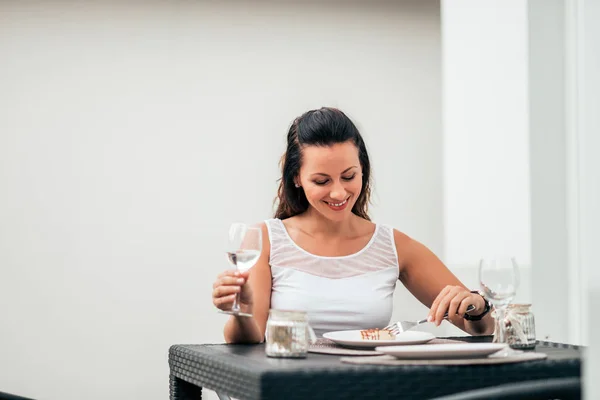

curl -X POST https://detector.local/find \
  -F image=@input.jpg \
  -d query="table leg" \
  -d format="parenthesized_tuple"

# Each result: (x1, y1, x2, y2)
(169, 373, 203, 399)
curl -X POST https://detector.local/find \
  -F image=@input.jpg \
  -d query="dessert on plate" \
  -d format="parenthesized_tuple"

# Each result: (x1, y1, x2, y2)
(360, 328, 396, 340)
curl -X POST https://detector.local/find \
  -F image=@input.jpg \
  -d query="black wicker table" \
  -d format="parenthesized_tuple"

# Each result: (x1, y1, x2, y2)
(168, 336, 581, 400)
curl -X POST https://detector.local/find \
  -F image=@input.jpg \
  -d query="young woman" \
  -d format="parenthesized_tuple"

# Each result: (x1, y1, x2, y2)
(212, 107, 494, 343)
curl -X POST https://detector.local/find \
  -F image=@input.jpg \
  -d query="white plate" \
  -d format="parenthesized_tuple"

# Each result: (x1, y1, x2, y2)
(322, 330, 435, 348)
(375, 343, 508, 359)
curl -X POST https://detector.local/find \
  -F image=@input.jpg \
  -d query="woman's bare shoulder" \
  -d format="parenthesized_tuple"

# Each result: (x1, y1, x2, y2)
(390, 228, 421, 264)
(391, 228, 412, 245)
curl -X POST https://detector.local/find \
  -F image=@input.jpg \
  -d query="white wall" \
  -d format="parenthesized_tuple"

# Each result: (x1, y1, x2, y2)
(577, 0, 600, 396)
(0, 1, 442, 399)
(440, 0, 531, 306)
(528, 0, 572, 344)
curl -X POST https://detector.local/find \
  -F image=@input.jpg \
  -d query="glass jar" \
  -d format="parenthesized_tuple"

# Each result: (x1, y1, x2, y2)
(493, 304, 536, 349)
(265, 309, 309, 358)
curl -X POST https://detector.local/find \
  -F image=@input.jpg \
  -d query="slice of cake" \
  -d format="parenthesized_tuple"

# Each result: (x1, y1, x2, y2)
(360, 328, 396, 340)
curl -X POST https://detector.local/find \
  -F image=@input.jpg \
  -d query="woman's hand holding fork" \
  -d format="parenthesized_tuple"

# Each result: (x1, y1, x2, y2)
(427, 285, 487, 326)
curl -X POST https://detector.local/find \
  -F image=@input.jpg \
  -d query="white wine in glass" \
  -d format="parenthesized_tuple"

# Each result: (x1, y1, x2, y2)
(220, 223, 262, 317)
(226, 249, 261, 273)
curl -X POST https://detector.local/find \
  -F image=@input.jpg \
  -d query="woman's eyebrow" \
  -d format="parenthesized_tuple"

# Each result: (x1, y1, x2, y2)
(310, 166, 358, 177)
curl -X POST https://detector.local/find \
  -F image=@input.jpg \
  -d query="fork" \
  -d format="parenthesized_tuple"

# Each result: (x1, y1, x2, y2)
(384, 304, 476, 335)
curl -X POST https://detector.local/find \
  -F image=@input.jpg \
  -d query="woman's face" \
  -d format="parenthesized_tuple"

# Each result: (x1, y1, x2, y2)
(296, 141, 363, 222)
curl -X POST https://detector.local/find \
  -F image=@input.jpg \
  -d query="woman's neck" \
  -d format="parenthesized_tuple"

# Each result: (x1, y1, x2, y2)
(298, 207, 359, 237)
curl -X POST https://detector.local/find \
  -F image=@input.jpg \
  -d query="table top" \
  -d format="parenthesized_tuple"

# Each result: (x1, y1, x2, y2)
(169, 336, 582, 400)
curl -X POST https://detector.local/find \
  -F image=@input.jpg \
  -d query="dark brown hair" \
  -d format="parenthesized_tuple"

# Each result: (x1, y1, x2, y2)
(274, 107, 372, 220)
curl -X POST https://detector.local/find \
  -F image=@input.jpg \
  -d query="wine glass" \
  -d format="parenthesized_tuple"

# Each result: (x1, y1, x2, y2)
(219, 223, 262, 317)
(478, 256, 520, 344)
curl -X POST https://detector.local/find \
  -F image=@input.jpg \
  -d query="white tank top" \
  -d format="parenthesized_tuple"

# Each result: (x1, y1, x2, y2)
(266, 218, 399, 333)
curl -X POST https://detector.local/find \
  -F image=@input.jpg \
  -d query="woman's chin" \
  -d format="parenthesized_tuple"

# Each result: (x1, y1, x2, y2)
(319, 206, 353, 221)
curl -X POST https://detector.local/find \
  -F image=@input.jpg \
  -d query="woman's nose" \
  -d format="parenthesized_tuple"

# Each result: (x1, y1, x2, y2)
(330, 182, 347, 200)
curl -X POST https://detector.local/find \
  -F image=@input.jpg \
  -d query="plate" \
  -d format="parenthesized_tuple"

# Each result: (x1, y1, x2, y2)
(322, 330, 435, 349)
(375, 343, 508, 359)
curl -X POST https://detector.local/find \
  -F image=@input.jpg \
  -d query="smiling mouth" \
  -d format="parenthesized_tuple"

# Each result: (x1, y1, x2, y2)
(325, 198, 348, 207)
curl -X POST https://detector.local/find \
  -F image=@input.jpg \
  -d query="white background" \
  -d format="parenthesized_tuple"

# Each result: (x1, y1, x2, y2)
(3, 0, 587, 399)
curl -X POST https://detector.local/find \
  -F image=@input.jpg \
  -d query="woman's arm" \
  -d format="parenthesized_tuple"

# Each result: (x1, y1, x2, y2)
(394, 230, 494, 335)
(222, 223, 273, 343)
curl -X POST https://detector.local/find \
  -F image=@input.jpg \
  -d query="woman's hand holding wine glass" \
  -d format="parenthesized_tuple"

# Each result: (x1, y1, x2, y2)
(212, 223, 262, 317)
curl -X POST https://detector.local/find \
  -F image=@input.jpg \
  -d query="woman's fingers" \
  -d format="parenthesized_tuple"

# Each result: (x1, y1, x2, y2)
(238, 270, 251, 279)
(429, 286, 471, 326)
(212, 268, 254, 311)
(216, 269, 240, 278)
(212, 275, 245, 289)
(213, 269, 246, 288)
(457, 297, 475, 316)
(212, 284, 240, 298)
(212, 293, 237, 309)
(428, 285, 450, 322)
(211, 269, 248, 310)
(446, 291, 470, 324)
(434, 292, 454, 326)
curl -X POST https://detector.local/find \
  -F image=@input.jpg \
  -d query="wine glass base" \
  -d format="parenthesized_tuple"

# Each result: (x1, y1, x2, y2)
(492, 346, 523, 358)
(218, 310, 253, 317)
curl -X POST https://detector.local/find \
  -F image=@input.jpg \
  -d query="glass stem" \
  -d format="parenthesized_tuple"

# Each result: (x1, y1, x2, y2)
(232, 292, 241, 312)
(495, 306, 507, 343)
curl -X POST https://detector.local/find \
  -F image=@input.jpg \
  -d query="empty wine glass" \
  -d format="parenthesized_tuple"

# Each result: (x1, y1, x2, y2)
(219, 223, 262, 317)
(479, 256, 520, 344)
